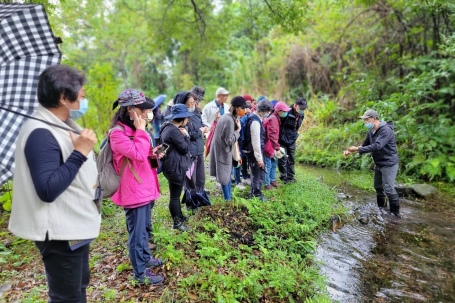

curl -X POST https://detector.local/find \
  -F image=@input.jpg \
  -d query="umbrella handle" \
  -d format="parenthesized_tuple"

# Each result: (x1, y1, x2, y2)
(0, 106, 81, 134)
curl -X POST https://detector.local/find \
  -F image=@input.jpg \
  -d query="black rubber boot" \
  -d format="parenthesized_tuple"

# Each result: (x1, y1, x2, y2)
(377, 195, 387, 208)
(388, 194, 401, 218)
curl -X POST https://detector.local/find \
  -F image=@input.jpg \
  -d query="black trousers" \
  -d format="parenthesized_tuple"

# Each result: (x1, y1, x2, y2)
(35, 239, 90, 303)
(278, 143, 296, 181)
(169, 181, 184, 223)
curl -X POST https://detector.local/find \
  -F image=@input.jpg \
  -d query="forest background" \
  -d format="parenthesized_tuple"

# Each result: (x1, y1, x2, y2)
(0, 1, 454, 302)
(4, 0, 454, 183)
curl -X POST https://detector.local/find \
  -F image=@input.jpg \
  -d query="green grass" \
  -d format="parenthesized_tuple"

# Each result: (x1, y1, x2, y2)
(0, 167, 341, 302)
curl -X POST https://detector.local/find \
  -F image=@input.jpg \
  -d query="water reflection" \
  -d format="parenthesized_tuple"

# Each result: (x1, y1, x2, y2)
(300, 165, 455, 303)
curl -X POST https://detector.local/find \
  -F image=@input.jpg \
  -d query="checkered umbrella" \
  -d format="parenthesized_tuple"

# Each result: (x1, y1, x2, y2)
(0, 4, 61, 186)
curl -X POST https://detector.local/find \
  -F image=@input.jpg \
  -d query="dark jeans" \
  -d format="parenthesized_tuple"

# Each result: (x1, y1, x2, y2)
(248, 154, 264, 198)
(35, 239, 90, 303)
(169, 181, 184, 221)
(278, 143, 296, 181)
(374, 164, 399, 197)
(125, 203, 152, 278)
(250, 164, 265, 198)
(241, 153, 250, 179)
(233, 167, 242, 184)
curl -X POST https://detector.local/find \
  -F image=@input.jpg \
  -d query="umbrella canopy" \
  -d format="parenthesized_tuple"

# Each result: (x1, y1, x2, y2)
(152, 94, 166, 109)
(0, 4, 61, 186)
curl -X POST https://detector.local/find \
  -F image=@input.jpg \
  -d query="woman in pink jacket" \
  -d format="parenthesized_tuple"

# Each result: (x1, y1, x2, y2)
(263, 102, 291, 189)
(109, 89, 163, 285)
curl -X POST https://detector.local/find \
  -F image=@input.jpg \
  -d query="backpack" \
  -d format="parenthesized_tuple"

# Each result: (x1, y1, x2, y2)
(238, 114, 249, 148)
(96, 125, 141, 198)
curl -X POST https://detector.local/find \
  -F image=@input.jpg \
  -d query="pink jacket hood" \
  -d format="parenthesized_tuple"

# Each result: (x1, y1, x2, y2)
(109, 123, 160, 208)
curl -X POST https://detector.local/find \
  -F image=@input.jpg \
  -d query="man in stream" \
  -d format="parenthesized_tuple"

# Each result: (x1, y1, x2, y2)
(343, 109, 401, 218)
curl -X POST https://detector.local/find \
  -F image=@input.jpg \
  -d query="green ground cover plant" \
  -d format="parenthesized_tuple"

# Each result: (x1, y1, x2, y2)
(0, 168, 340, 302)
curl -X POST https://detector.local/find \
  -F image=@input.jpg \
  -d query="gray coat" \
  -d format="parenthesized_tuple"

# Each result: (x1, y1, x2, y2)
(209, 113, 240, 185)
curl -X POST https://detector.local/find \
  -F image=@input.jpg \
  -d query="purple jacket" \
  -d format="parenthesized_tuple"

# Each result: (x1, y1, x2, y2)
(110, 122, 160, 208)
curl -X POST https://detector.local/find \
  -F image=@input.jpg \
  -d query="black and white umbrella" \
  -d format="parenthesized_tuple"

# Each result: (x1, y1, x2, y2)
(0, 4, 61, 186)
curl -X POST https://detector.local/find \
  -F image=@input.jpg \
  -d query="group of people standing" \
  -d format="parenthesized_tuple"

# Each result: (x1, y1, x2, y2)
(205, 88, 308, 202)
(7, 64, 401, 303)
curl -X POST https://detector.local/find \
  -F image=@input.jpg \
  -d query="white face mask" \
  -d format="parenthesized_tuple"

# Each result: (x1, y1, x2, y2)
(146, 112, 154, 121)
(188, 106, 195, 112)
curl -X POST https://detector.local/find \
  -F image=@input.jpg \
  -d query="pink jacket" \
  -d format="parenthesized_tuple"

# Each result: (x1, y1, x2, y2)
(110, 123, 160, 208)
(264, 112, 281, 158)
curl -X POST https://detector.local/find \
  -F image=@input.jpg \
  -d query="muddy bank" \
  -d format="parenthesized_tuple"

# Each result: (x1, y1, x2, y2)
(301, 165, 455, 303)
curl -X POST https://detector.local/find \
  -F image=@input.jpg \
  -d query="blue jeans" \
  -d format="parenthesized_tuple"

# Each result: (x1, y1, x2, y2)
(264, 156, 277, 186)
(221, 179, 232, 201)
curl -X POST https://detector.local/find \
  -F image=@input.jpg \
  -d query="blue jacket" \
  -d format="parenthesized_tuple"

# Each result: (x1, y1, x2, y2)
(358, 121, 399, 167)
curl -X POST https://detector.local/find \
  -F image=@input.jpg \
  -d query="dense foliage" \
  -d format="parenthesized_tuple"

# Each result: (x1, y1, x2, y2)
(36, 0, 452, 182)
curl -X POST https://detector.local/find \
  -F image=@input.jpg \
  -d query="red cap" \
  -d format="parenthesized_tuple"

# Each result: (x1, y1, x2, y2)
(242, 94, 254, 101)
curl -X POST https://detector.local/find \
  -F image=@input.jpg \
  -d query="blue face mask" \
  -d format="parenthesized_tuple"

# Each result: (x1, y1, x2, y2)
(365, 122, 374, 129)
(263, 112, 270, 118)
(297, 109, 305, 115)
(280, 112, 288, 118)
(69, 98, 89, 119)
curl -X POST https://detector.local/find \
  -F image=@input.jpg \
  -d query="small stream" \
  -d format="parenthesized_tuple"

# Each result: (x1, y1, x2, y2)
(300, 165, 455, 303)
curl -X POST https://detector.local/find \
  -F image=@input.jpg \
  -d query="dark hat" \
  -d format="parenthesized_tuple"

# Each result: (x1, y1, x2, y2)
(135, 100, 154, 109)
(360, 109, 378, 119)
(164, 104, 194, 120)
(257, 100, 273, 112)
(173, 91, 191, 105)
(190, 85, 205, 102)
(296, 97, 308, 109)
(230, 96, 249, 108)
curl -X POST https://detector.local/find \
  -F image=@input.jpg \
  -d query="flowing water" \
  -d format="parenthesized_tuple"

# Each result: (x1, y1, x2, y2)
(300, 165, 455, 303)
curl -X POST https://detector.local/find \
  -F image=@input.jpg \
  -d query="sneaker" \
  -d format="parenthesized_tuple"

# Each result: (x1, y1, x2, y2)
(264, 185, 274, 190)
(145, 257, 163, 269)
(133, 269, 164, 285)
(235, 183, 246, 190)
(242, 178, 251, 185)
(288, 178, 297, 183)
(270, 181, 279, 187)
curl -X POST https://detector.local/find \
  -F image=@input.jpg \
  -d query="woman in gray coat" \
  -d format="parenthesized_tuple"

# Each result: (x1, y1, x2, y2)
(209, 96, 249, 201)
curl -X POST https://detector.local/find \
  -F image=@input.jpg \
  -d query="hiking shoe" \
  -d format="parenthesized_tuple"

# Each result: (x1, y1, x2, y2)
(133, 269, 164, 285)
(242, 178, 251, 185)
(146, 257, 163, 269)
(264, 185, 274, 190)
(288, 178, 297, 183)
(270, 181, 279, 187)
(173, 223, 191, 232)
(235, 183, 246, 190)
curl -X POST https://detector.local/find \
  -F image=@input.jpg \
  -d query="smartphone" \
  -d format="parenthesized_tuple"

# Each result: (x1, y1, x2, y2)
(157, 143, 170, 154)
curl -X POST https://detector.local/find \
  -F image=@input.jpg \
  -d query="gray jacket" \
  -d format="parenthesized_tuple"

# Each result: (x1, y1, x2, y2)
(358, 120, 399, 167)
(209, 112, 240, 185)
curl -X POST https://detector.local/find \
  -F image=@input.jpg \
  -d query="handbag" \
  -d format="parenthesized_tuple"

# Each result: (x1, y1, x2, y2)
(232, 141, 241, 168)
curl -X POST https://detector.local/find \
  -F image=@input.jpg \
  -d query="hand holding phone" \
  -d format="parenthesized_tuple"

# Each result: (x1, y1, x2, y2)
(156, 143, 170, 155)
